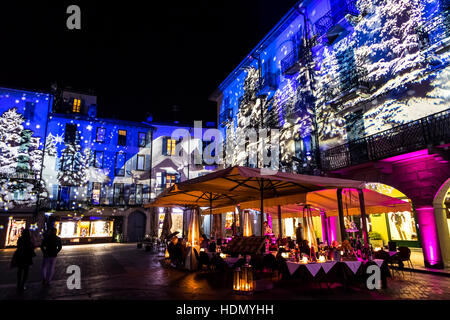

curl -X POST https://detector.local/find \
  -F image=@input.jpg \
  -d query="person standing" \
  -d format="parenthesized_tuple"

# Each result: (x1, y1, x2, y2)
(295, 223, 304, 244)
(11, 229, 35, 292)
(40, 228, 62, 286)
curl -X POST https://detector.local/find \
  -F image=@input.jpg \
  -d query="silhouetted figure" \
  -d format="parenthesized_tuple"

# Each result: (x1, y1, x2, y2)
(296, 223, 304, 243)
(11, 229, 35, 292)
(200, 234, 209, 250)
(41, 228, 62, 286)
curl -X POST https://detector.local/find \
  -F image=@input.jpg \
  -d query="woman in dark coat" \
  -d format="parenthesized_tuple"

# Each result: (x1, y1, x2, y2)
(11, 229, 35, 292)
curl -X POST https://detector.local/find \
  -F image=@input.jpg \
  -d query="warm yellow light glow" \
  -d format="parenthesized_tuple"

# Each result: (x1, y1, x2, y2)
(243, 210, 252, 237)
(281, 252, 289, 258)
(302, 256, 308, 264)
(318, 255, 326, 263)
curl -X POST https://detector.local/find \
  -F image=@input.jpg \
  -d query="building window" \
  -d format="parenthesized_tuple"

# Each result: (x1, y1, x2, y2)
(118, 130, 127, 146)
(138, 132, 146, 147)
(64, 123, 78, 144)
(24, 102, 35, 121)
(113, 183, 124, 205)
(136, 184, 143, 205)
(94, 151, 104, 168)
(92, 182, 101, 205)
(163, 137, 176, 156)
(115, 152, 126, 176)
(166, 173, 177, 189)
(96, 127, 106, 143)
(136, 155, 145, 171)
(73, 99, 81, 113)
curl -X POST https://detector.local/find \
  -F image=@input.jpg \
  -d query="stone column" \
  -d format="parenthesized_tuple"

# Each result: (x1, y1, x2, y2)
(416, 206, 444, 269)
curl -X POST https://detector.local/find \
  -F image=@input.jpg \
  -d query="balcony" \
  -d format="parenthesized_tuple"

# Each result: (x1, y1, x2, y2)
(256, 72, 277, 96)
(0, 169, 38, 181)
(320, 108, 450, 171)
(314, 0, 359, 44)
(418, 10, 450, 54)
(281, 48, 308, 75)
(321, 66, 369, 105)
(219, 107, 233, 127)
(39, 196, 150, 210)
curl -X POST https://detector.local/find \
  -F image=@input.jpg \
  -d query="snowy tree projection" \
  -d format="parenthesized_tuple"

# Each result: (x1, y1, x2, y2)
(0, 108, 45, 209)
(57, 130, 89, 187)
(219, 0, 450, 170)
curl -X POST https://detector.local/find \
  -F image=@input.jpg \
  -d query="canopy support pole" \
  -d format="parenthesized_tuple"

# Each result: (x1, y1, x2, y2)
(337, 188, 346, 242)
(209, 195, 213, 239)
(320, 210, 328, 245)
(260, 179, 264, 237)
(358, 189, 369, 248)
(277, 205, 283, 238)
(233, 206, 237, 236)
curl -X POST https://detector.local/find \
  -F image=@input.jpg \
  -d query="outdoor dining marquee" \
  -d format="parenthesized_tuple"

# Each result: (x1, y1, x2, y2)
(146, 166, 411, 248)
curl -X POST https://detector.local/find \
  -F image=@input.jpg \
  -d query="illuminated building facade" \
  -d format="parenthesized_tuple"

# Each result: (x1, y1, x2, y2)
(0, 87, 217, 247)
(212, 0, 450, 268)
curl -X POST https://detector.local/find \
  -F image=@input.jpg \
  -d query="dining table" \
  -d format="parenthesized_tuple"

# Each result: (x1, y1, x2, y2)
(282, 258, 389, 289)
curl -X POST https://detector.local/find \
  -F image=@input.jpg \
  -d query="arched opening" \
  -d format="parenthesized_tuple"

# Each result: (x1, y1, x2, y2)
(364, 183, 419, 249)
(127, 211, 146, 242)
(433, 178, 450, 267)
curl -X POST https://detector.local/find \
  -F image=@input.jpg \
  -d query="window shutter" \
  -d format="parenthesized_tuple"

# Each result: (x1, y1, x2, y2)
(162, 137, 168, 156)
(161, 172, 167, 188)
(175, 174, 181, 183)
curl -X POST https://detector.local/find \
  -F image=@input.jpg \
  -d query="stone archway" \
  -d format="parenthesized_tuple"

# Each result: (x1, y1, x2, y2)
(433, 178, 450, 267)
(127, 211, 147, 242)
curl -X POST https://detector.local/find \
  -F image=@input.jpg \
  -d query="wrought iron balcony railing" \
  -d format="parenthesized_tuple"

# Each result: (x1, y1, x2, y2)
(39, 196, 151, 210)
(314, 0, 359, 38)
(320, 108, 450, 171)
(321, 66, 369, 103)
(219, 107, 233, 126)
(256, 72, 277, 95)
(418, 10, 450, 54)
(0, 169, 39, 180)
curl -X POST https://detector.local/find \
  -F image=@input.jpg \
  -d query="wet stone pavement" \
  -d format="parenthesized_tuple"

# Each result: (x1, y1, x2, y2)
(0, 243, 449, 300)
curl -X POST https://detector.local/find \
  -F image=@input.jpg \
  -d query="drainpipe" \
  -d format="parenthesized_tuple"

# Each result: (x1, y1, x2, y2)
(35, 93, 53, 230)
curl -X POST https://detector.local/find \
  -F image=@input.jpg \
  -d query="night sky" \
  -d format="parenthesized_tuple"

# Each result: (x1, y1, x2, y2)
(0, 0, 298, 124)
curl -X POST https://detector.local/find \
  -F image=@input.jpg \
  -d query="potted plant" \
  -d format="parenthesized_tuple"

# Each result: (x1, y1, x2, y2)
(369, 232, 384, 249)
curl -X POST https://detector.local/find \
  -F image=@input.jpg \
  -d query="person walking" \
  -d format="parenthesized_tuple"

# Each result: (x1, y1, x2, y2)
(40, 228, 62, 286)
(11, 229, 35, 292)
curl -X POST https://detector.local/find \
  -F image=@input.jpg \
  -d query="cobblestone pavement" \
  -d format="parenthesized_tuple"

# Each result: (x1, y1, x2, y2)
(0, 243, 449, 300)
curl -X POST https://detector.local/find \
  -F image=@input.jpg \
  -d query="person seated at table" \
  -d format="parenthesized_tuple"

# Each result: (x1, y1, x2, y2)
(168, 236, 183, 267)
(200, 234, 209, 250)
(299, 240, 310, 256)
(208, 241, 217, 252)
(286, 237, 295, 250)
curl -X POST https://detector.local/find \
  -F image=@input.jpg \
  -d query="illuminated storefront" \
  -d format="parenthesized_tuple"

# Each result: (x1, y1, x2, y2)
(55, 217, 114, 244)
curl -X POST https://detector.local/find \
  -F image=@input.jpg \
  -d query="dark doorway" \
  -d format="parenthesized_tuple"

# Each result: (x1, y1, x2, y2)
(127, 211, 146, 242)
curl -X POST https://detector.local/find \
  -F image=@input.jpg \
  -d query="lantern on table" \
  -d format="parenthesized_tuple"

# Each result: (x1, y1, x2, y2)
(233, 265, 255, 293)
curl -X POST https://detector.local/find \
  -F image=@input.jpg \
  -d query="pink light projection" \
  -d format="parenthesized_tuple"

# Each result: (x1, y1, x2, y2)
(327, 216, 338, 243)
(416, 206, 443, 268)
(320, 211, 328, 245)
(380, 149, 429, 163)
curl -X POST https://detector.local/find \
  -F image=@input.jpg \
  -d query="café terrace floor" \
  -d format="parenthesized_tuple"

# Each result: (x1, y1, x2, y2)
(0, 243, 449, 300)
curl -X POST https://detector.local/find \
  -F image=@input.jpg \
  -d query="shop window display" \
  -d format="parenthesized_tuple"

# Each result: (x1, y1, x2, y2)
(6, 219, 26, 246)
(387, 211, 418, 241)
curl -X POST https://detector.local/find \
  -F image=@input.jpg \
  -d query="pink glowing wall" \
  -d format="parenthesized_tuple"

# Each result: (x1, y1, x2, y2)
(416, 206, 443, 268)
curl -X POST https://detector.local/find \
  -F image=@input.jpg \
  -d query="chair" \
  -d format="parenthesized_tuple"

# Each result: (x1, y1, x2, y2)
(398, 246, 414, 274)
(262, 254, 279, 281)
(388, 241, 397, 252)
(374, 250, 400, 277)
(198, 251, 211, 271)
